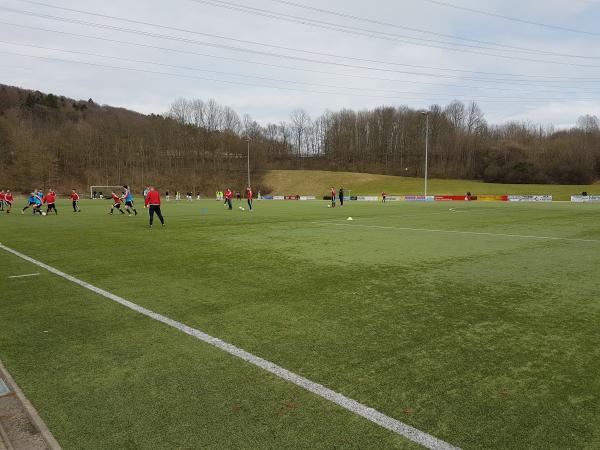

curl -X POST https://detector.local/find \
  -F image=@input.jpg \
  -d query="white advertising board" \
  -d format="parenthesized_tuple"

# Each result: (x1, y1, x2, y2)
(508, 195, 552, 202)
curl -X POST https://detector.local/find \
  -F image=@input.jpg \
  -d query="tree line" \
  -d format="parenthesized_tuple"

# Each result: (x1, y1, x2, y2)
(166, 96, 599, 185)
(1, 83, 599, 195)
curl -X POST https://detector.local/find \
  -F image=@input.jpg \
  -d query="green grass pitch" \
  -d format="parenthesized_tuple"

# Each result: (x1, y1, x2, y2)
(1, 198, 600, 449)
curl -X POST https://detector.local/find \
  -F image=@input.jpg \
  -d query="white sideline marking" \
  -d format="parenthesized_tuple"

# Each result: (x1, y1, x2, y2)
(315, 223, 600, 244)
(0, 244, 459, 450)
(8, 273, 40, 279)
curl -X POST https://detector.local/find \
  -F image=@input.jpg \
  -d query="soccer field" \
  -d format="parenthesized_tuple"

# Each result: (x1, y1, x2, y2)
(1, 199, 600, 449)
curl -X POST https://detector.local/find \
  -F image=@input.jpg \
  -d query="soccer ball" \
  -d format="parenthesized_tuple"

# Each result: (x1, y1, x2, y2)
(239, 206, 245, 211)
(41, 211, 47, 216)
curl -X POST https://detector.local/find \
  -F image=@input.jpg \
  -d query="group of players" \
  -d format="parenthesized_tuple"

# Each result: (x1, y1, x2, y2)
(221, 186, 253, 211)
(0, 188, 81, 215)
(3, 184, 254, 227)
(109, 186, 138, 217)
(109, 185, 164, 227)
(0, 190, 15, 213)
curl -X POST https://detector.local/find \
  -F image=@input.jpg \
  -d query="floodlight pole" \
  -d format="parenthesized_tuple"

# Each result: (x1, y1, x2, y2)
(421, 111, 430, 196)
(246, 138, 251, 187)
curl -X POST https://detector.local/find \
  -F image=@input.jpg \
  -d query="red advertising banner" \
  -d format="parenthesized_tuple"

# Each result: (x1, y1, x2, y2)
(434, 195, 469, 201)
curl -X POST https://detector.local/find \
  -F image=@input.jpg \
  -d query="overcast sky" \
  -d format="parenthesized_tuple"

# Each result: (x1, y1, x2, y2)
(1, 0, 599, 127)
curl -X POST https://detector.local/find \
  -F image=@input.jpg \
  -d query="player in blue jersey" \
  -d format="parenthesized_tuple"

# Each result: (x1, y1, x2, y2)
(21, 192, 42, 215)
(123, 185, 138, 216)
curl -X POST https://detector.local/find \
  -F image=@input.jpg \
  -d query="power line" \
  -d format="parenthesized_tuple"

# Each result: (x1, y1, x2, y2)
(4, 5, 600, 75)
(266, 0, 597, 52)
(10, 0, 544, 59)
(4, 21, 599, 96)
(15, 0, 577, 57)
(3, 50, 596, 103)
(3, 40, 591, 100)
(6, 3, 600, 70)
(420, 0, 600, 36)
(192, 0, 600, 61)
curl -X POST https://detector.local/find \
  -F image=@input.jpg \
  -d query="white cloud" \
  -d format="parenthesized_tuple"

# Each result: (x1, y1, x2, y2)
(1, 0, 598, 125)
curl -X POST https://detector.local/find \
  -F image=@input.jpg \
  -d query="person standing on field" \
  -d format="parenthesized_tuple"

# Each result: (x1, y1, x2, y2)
(43, 189, 58, 215)
(4, 190, 13, 214)
(330, 187, 336, 208)
(123, 185, 138, 216)
(339, 187, 344, 206)
(70, 189, 81, 212)
(109, 191, 125, 215)
(381, 192, 387, 203)
(246, 186, 253, 211)
(145, 186, 165, 228)
(224, 188, 233, 210)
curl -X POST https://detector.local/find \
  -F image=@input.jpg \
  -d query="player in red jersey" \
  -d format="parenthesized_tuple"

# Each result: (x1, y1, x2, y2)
(144, 186, 165, 227)
(70, 189, 81, 212)
(109, 191, 125, 215)
(4, 190, 13, 214)
(43, 189, 58, 215)
(330, 187, 336, 208)
(246, 186, 253, 211)
(224, 188, 233, 210)
(0, 190, 5, 212)
(381, 192, 387, 203)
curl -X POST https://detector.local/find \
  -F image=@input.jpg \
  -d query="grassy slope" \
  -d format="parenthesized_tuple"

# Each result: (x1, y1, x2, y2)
(262, 170, 600, 200)
(1, 199, 600, 449)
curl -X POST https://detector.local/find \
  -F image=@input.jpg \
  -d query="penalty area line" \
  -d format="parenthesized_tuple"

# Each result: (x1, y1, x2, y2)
(8, 273, 40, 279)
(314, 222, 600, 244)
(0, 243, 459, 450)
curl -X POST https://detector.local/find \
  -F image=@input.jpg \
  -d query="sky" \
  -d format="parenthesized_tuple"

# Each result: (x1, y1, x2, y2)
(1, 0, 599, 127)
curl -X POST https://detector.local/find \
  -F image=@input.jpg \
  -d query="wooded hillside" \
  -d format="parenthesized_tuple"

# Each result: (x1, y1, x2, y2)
(0, 85, 256, 194)
(1, 83, 598, 194)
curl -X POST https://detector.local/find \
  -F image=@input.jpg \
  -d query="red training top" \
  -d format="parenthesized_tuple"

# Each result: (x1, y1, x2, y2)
(112, 193, 121, 203)
(246, 189, 252, 200)
(225, 190, 233, 199)
(145, 190, 161, 206)
(5, 193, 12, 202)
(331, 189, 336, 197)
(0, 192, 4, 200)
(44, 192, 56, 204)
(70, 192, 80, 201)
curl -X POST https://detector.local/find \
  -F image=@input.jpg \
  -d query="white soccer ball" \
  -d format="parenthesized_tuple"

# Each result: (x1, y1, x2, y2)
(41, 211, 46, 216)
(239, 206, 245, 211)
(347, 217, 353, 221)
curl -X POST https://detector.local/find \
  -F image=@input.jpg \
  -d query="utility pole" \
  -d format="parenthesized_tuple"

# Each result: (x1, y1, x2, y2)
(421, 110, 430, 196)
(246, 138, 251, 187)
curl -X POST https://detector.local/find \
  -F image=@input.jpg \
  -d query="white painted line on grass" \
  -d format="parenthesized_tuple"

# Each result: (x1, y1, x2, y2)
(0, 243, 459, 450)
(8, 273, 40, 279)
(313, 222, 600, 244)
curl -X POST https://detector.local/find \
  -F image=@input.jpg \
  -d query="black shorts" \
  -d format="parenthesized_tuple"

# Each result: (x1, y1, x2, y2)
(113, 203, 121, 209)
(125, 201, 133, 207)
(47, 203, 56, 209)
